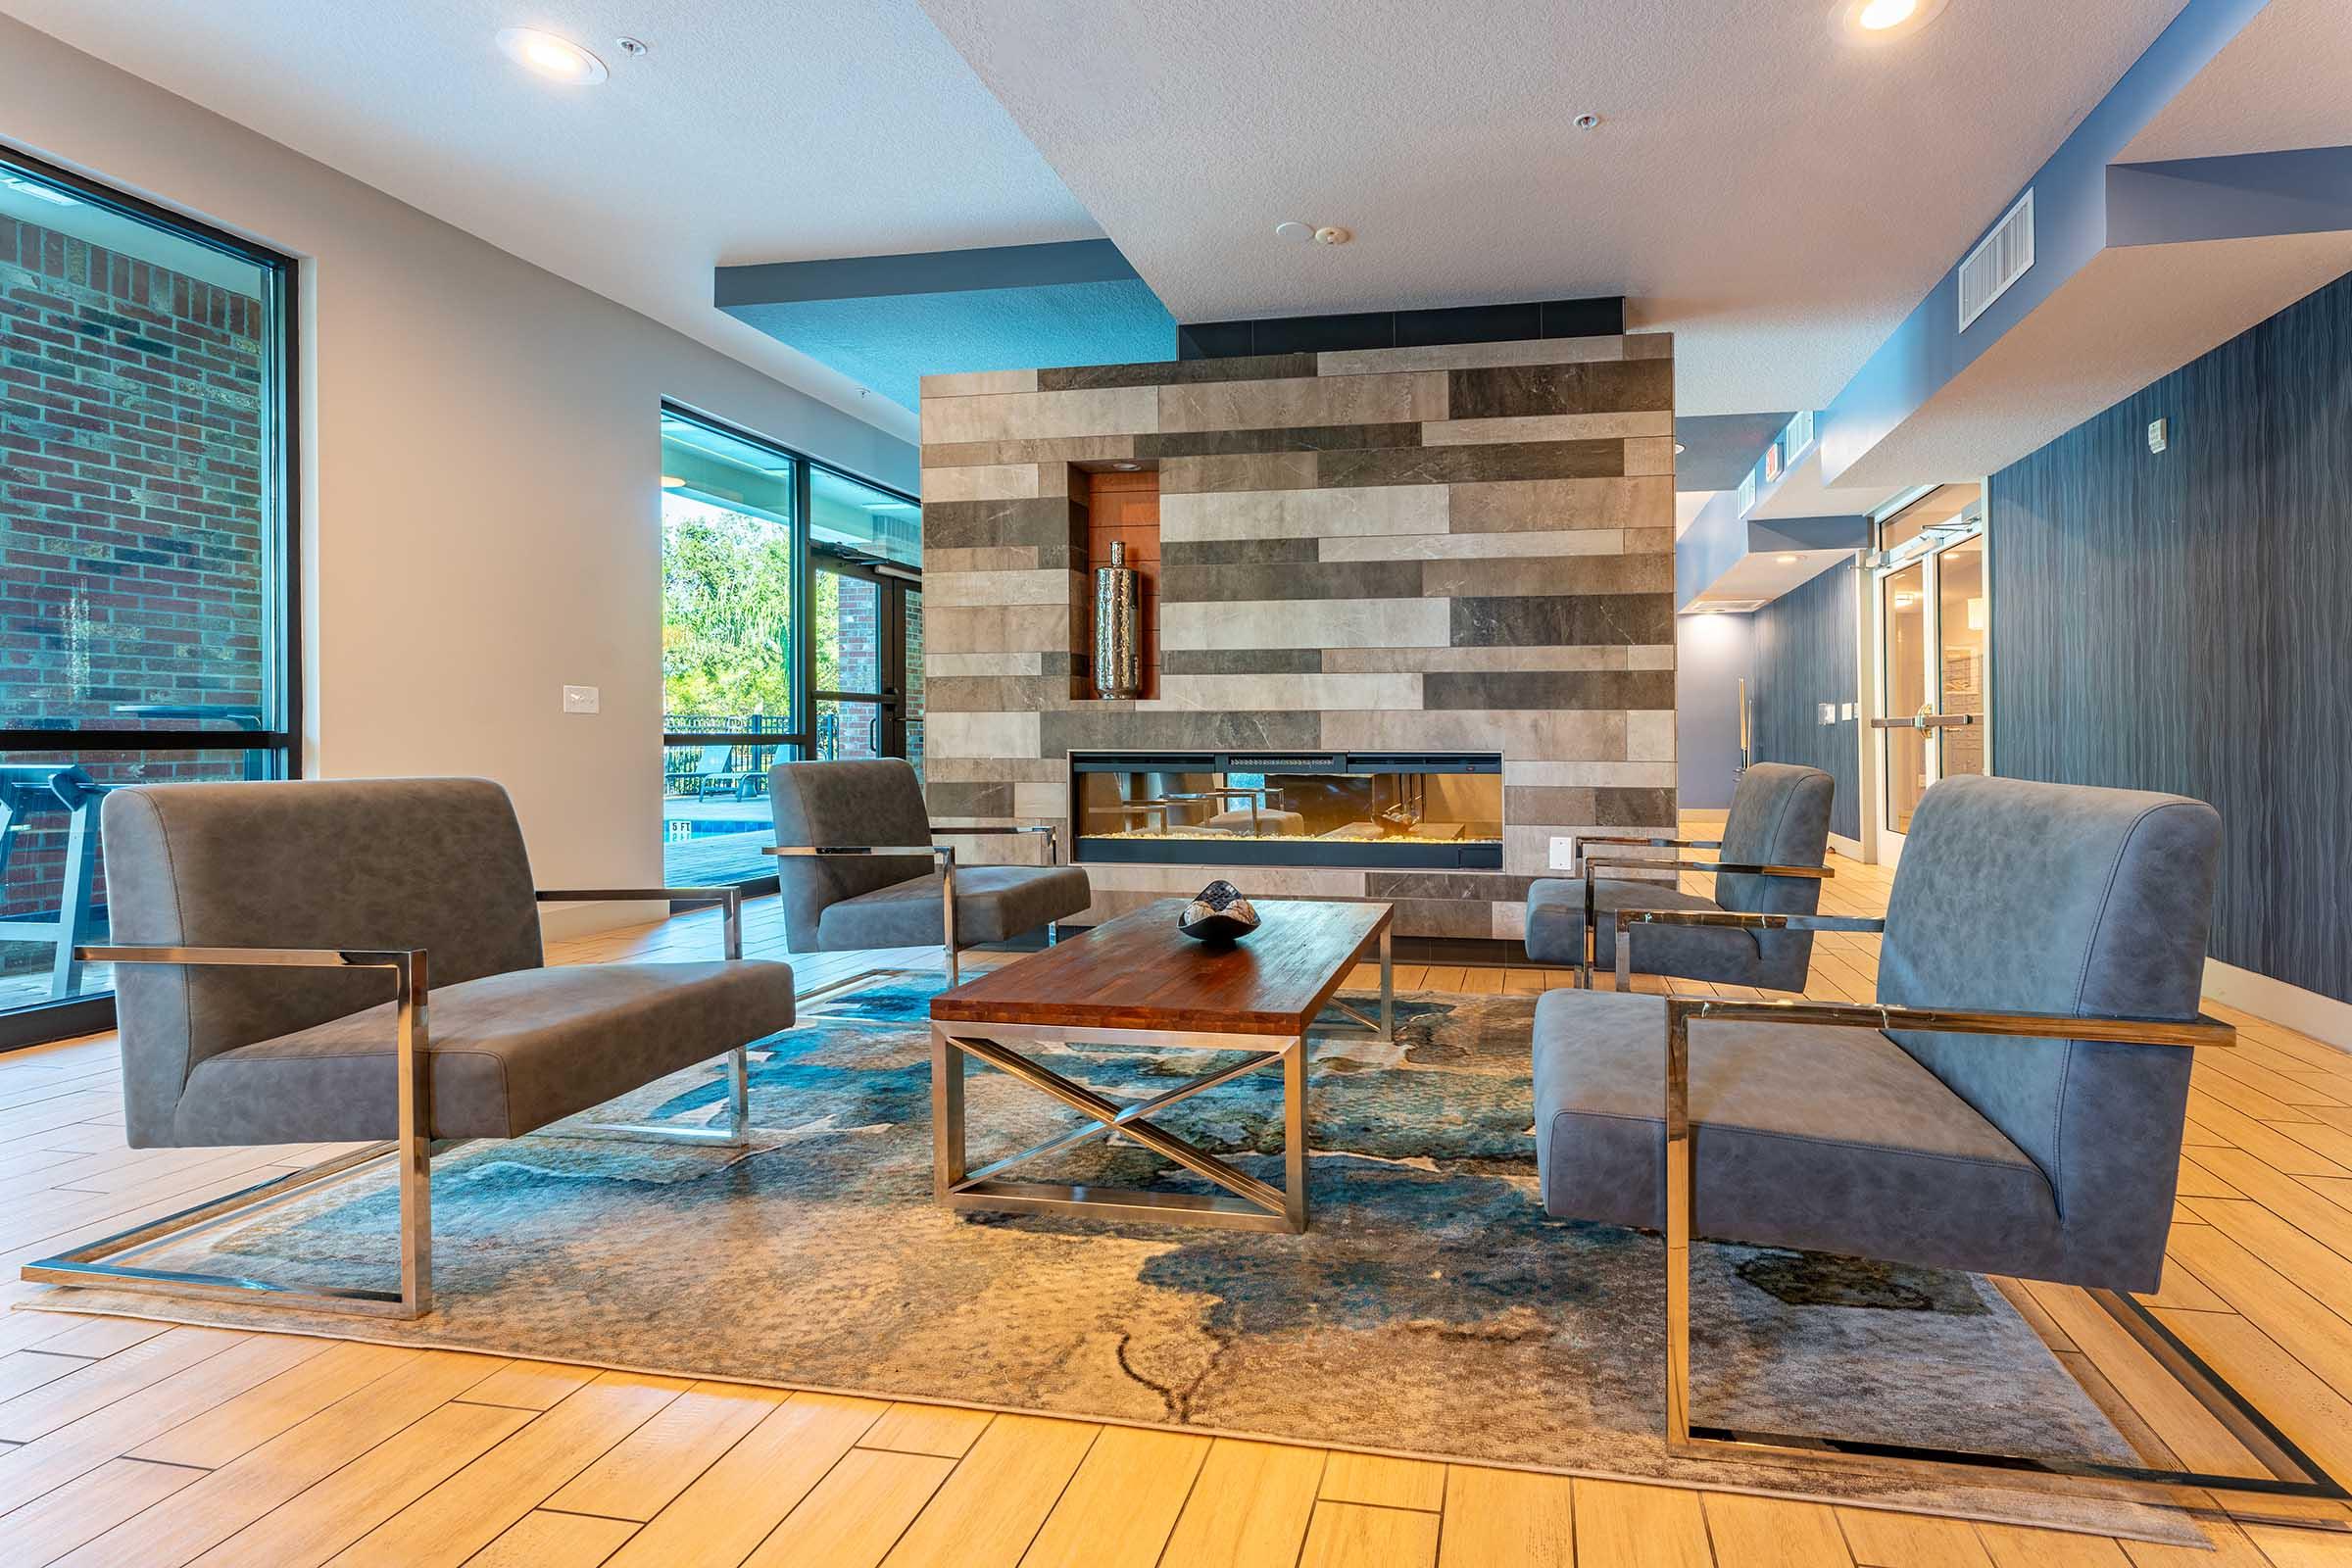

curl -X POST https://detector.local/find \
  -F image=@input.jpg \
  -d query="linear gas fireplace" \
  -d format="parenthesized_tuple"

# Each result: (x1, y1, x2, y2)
(1070, 752, 1502, 869)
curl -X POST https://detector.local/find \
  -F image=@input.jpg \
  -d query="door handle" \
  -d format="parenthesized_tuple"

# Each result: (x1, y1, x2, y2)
(1869, 706, 1977, 732)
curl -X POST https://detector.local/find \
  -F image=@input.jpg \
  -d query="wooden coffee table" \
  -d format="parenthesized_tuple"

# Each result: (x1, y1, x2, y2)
(928, 898, 1395, 1232)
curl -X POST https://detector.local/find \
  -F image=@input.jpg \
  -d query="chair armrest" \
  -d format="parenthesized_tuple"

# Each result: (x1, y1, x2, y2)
(930, 823, 1059, 860)
(76, 944, 423, 973)
(764, 846, 954, 858)
(1587, 856, 1833, 880)
(1578, 835, 1724, 852)
(1660, 994, 2232, 1050)
(1620, 909, 1884, 935)
(537, 885, 745, 960)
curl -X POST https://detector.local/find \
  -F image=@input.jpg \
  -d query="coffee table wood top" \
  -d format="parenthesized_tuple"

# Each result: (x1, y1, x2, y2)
(930, 898, 1392, 1037)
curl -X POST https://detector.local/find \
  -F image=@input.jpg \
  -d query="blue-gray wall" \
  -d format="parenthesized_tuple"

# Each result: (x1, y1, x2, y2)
(1675, 612, 1752, 810)
(1750, 562, 1862, 842)
(1989, 267, 2352, 1004)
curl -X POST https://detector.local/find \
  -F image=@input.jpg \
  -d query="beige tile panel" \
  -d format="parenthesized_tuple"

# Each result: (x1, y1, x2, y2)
(1161, 485, 1447, 543)
(1160, 597, 1449, 651)
(1322, 646, 1632, 673)
(919, 465, 1040, 504)
(921, 385, 1157, 445)
(926, 710, 1042, 760)
(1628, 643, 1676, 670)
(1622, 527, 1674, 556)
(1623, 436, 1677, 475)
(918, 368, 1039, 397)
(1317, 529, 1626, 562)
(919, 435, 1138, 468)
(1448, 476, 1672, 533)
(1156, 371, 1446, 433)
(1625, 331, 1674, 359)
(1492, 901, 1528, 941)
(1626, 710, 1677, 761)
(1012, 782, 1069, 819)
(1421, 412, 1674, 445)
(926, 604, 1072, 656)
(925, 651, 1044, 678)
(1321, 709, 1627, 761)
(924, 546, 1041, 574)
(1504, 760, 1678, 788)
(1159, 453, 1319, 494)
(922, 569, 1072, 611)
(1422, 553, 1674, 598)
(1504, 824, 1672, 879)
(921, 756, 1067, 784)
(1316, 337, 1630, 376)
(1145, 673, 1423, 712)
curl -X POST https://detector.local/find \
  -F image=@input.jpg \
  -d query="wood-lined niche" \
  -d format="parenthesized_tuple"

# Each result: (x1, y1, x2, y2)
(1069, 466, 1159, 700)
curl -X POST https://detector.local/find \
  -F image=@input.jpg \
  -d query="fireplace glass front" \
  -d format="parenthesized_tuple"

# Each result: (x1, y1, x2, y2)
(1070, 752, 1502, 868)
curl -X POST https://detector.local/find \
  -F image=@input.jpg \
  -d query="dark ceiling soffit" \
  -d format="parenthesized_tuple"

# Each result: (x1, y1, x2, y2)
(1175, 296, 1627, 360)
(714, 238, 1139, 307)
(1673, 412, 1795, 491)
(1751, 515, 1871, 553)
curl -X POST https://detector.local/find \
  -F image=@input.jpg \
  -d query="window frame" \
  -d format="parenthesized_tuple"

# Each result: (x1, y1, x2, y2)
(0, 147, 302, 1048)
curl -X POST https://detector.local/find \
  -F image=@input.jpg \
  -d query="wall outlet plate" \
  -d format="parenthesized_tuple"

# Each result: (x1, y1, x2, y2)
(1549, 835, 1578, 871)
(562, 685, 600, 714)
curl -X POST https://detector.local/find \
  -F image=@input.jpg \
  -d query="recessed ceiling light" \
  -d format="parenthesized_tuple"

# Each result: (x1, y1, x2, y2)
(1573, 113, 1602, 131)
(660, 474, 686, 489)
(497, 27, 609, 85)
(1109, 462, 1142, 471)
(1274, 220, 1312, 243)
(1834, 0, 1946, 43)
(1775, 554, 1799, 564)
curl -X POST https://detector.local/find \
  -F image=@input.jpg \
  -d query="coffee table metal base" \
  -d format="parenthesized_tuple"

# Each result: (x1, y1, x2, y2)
(932, 1021, 1308, 1232)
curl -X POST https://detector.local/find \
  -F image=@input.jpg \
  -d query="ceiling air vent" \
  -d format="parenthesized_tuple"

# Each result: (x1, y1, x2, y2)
(1958, 190, 2034, 332)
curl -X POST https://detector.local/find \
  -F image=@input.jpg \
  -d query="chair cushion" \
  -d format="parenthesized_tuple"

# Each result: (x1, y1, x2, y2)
(816, 865, 1093, 950)
(1524, 877, 1757, 980)
(1533, 989, 2062, 1278)
(172, 960, 796, 1145)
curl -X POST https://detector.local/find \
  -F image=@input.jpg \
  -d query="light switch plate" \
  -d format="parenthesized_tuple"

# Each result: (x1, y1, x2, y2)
(1840, 702, 1858, 720)
(562, 685, 600, 714)
(1549, 835, 1578, 871)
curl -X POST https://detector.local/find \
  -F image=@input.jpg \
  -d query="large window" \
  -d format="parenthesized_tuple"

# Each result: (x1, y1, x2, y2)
(0, 150, 297, 1048)
(659, 408, 921, 885)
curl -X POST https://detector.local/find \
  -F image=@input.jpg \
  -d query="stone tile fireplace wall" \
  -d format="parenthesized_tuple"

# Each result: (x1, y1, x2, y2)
(918, 334, 1678, 942)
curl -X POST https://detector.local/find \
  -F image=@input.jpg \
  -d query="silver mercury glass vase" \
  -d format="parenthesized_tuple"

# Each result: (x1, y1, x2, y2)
(1093, 537, 1142, 699)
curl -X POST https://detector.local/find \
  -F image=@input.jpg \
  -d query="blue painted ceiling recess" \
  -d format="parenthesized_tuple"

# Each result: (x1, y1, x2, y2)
(717, 238, 1175, 412)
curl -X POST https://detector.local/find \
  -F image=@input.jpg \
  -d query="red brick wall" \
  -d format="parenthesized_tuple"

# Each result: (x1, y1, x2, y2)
(1, 211, 272, 935)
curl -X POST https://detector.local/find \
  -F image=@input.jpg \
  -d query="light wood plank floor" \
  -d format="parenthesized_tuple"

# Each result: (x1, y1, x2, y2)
(1, 847, 2349, 1566)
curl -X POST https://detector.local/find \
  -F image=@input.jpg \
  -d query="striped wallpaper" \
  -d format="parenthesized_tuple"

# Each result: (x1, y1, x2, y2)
(1750, 560, 1863, 843)
(1990, 268, 2352, 1004)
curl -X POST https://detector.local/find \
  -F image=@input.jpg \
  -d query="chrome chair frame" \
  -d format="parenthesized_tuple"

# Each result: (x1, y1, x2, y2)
(1622, 907, 2349, 1513)
(27, 885, 751, 1320)
(770, 824, 1060, 1014)
(1576, 835, 1833, 989)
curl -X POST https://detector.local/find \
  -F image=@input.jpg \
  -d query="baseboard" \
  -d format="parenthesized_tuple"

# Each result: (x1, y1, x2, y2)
(2202, 957, 2352, 1053)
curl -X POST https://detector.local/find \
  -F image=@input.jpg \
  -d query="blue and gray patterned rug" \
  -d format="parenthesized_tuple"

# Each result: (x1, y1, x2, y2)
(38, 982, 2188, 1537)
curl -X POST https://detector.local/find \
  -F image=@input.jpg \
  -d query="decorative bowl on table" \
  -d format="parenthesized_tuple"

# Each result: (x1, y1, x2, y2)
(1178, 879, 1260, 945)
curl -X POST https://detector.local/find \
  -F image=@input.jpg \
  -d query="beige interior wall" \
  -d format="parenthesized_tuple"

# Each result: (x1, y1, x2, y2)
(0, 16, 917, 932)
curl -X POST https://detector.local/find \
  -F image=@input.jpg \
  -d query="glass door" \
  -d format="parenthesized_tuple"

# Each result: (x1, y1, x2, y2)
(812, 559, 917, 763)
(1868, 484, 1987, 860)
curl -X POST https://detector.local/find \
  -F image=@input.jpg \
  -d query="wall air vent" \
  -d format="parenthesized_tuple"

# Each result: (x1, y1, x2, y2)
(1958, 189, 2034, 332)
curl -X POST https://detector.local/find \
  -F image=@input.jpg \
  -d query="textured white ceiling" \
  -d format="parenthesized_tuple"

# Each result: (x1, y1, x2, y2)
(2119, 0, 2352, 163)
(0, 0, 1101, 443)
(918, 0, 2188, 418)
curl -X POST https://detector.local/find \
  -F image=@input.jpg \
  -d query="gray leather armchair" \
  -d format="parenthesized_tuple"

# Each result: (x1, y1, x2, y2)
(766, 758, 1090, 988)
(1523, 761, 1836, 991)
(27, 777, 795, 1318)
(1531, 774, 2253, 1494)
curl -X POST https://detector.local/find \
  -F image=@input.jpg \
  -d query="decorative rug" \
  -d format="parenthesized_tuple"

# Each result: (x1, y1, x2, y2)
(25, 982, 2195, 1542)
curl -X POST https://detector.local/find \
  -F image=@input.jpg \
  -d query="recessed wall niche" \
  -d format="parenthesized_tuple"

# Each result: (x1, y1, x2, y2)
(1072, 465, 1159, 701)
